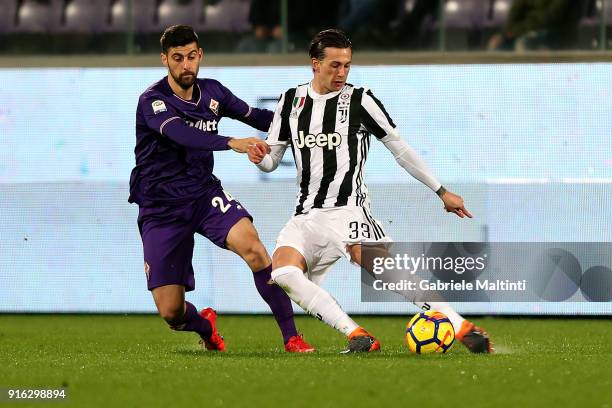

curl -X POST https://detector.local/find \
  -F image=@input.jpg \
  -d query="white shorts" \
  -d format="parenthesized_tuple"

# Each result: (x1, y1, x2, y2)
(273, 206, 392, 285)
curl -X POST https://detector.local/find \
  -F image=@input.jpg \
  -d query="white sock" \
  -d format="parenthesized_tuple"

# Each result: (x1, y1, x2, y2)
(412, 300, 465, 333)
(272, 266, 359, 336)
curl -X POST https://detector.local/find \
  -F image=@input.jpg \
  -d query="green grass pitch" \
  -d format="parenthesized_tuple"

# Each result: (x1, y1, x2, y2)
(1, 315, 611, 407)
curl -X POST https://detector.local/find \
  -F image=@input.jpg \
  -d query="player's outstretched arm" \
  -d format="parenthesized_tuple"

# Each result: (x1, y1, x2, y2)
(210, 80, 274, 132)
(360, 88, 472, 219)
(381, 138, 473, 219)
(140, 96, 232, 151)
(228, 137, 269, 154)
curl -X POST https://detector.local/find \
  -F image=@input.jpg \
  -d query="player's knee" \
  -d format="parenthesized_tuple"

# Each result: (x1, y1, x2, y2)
(158, 304, 184, 326)
(272, 246, 307, 271)
(271, 265, 306, 293)
(242, 239, 269, 268)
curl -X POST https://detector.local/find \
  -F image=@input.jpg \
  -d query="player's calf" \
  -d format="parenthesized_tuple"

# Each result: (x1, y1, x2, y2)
(159, 304, 185, 327)
(159, 300, 216, 348)
(227, 221, 302, 348)
(273, 264, 375, 353)
(152, 284, 188, 327)
(253, 264, 302, 347)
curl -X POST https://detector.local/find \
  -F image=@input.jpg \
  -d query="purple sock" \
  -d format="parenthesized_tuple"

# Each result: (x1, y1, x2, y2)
(253, 264, 298, 344)
(171, 301, 212, 340)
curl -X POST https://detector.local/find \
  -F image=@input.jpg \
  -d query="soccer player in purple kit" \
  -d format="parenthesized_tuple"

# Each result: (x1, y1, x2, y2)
(128, 25, 314, 353)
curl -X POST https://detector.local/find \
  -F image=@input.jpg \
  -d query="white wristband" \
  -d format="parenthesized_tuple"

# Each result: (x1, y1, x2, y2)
(256, 154, 274, 172)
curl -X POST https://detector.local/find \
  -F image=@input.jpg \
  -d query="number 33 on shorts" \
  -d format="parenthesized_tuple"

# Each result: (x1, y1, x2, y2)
(211, 190, 242, 213)
(348, 221, 371, 239)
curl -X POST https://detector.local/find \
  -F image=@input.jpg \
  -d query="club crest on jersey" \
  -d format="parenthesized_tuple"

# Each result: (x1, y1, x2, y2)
(295, 131, 341, 150)
(337, 92, 351, 123)
(152, 100, 167, 114)
(293, 97, 305, 108)
(209, 98, 220, 115)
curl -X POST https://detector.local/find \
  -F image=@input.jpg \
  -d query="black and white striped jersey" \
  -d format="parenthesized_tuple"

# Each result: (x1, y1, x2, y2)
(266, 82, 400, 215)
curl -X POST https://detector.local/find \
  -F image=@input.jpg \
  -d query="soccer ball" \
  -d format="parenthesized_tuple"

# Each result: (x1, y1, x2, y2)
(405, 311, 455, 354)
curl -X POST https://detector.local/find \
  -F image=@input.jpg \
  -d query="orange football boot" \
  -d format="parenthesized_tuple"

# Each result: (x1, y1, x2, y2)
(341, 327, 381, 353)
(456, 320, 493, 353)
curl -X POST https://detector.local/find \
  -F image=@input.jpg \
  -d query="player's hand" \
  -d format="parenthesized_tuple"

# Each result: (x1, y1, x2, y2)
(228, 137, 267, 154)
(440, 190, 473, 218)
(247, 141, 270, 164)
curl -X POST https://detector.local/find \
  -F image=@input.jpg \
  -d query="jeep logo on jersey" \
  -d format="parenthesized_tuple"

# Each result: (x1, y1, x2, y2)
(295, 131, 341, 150)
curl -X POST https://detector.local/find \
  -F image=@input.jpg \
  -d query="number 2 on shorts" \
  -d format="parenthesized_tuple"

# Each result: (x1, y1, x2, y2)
(211, 190, 235, 214)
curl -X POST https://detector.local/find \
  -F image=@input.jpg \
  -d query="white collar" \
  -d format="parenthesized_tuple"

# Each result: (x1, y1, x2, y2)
(172, 83, 202, 106)
(307, 82, 344, 100)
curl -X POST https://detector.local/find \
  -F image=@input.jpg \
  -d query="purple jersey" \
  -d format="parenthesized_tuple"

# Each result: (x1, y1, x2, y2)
(129, 77, 273, 207)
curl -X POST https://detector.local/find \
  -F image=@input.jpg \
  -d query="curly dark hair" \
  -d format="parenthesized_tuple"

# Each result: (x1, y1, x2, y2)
(160, 25, 199, 54)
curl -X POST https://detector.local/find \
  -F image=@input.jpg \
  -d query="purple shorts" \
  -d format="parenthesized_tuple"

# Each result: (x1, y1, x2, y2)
(137, 184, 252, 292)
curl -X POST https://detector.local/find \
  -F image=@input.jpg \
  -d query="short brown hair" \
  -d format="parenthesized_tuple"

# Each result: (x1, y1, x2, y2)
(308, 29, 352, 60)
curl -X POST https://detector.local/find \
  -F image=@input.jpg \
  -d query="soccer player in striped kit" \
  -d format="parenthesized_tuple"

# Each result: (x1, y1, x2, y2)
(248, 29, 492, 353)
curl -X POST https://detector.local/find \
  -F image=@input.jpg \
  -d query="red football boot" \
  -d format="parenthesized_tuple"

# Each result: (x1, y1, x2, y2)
(285, 335, 316, 353)
(198, 308, 226, 352)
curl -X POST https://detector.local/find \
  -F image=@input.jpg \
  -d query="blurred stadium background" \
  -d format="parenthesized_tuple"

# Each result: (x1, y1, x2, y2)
(1, 0, 611, 316)
(2, 0, 612, 53)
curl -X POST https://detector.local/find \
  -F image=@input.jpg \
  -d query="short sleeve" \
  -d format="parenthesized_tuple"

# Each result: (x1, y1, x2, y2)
(360, 88, 400, 142)
(266, 88, 296, 146)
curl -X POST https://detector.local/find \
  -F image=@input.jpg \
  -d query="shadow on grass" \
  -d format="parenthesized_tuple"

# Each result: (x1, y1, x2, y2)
(171, 349, 482, 359)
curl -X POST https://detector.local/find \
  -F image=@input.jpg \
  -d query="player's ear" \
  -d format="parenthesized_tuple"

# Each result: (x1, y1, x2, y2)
(161, 52, 168, 67)
(311, 58, 319, 73)
(198, 48, 204, 61)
